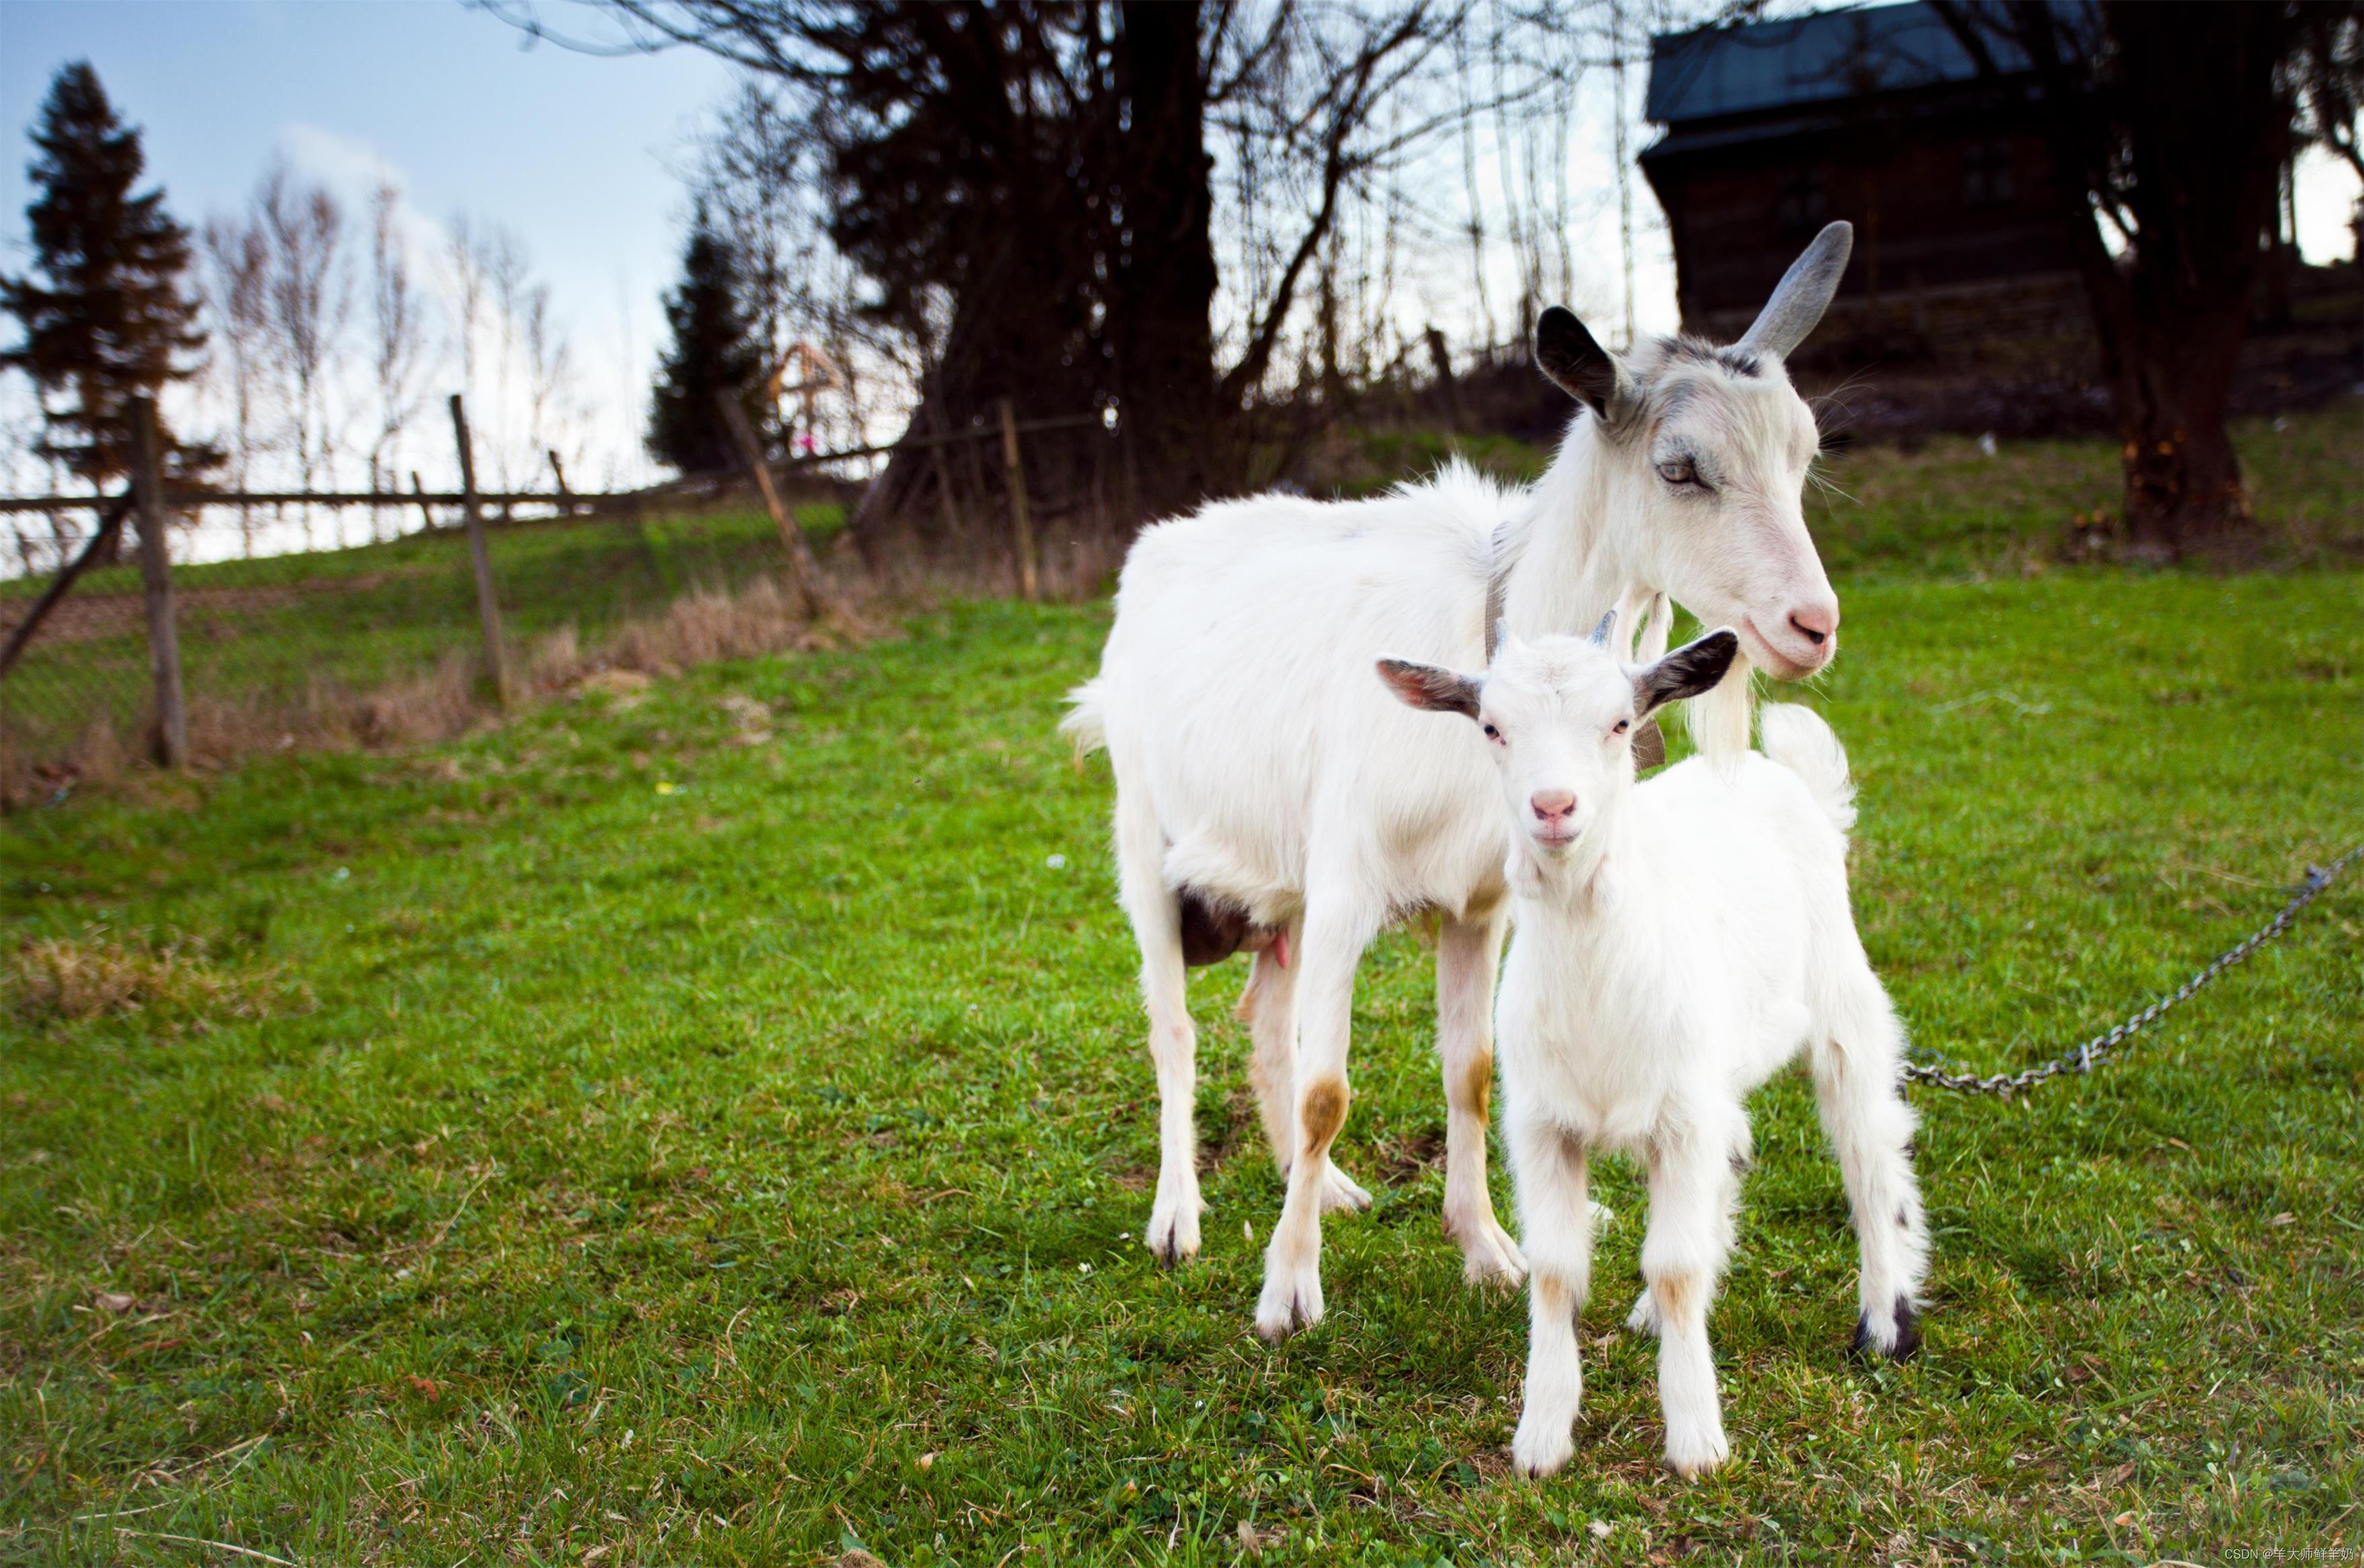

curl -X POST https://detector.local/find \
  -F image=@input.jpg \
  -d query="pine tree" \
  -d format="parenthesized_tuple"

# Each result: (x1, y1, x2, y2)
(0, 61, 209, 486)
(647, 212, 764, 475)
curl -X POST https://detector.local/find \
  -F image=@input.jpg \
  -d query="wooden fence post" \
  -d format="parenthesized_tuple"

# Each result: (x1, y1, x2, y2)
(548, 449, 573, 509)
(128, 397, 188, 769)
(714, 389, 842, 624)
(998, 398, 1039, 601)
(447, 395, 513, 706)
(409, 471, 435, 533)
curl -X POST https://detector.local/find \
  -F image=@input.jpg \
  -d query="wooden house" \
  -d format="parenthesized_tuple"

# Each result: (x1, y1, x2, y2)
(1639, 2, 2087, 354)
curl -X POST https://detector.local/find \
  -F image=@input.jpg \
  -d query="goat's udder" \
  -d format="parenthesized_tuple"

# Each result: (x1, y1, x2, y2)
(1177, 887, 1288, 969)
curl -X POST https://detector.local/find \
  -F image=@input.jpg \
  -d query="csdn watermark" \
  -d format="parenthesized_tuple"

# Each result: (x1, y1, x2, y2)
(2223, 1551, 2361, 1563)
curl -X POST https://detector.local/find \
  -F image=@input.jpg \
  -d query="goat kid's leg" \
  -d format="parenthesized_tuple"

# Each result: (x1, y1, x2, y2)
(1240, 933, 1367, 1216)
(1642, 1109, 1745, 1479)
(1437, 909, 1523, 1285)
(1508, 1118, 1591, 1479)
(1115, 796, 1202, 1267)
(1809, 969, 1929, 1360)
(1254, 905, 1372, 1341)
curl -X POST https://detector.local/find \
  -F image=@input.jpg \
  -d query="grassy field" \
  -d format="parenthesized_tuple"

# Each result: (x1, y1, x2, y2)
(1327, 399, 2364, 576)
(0, 504, 840, 793)
(3, 552, 2360, 1563)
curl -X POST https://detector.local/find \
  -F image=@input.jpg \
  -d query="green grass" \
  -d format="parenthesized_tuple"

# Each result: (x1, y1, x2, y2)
(0, 504, 841, 777)
(2, 568, 2360, 1565)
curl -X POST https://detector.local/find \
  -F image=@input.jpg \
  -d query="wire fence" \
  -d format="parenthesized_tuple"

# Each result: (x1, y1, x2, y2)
(0, 394, 1107, 807)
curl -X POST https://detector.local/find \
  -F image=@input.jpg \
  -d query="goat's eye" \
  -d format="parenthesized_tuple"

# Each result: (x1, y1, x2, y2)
(1481, 722, 1502, 741)
(1612, 719, 1630, 735)
(1657, 457, 1699, 486)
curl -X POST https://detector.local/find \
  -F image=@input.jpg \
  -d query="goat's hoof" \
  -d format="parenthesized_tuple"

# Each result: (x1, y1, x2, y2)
(1451, 1215, 1528, 1287)
(1663, 1425, 1729, 1481)
(1253, 1263, 1324, 1343)
(1317, 1162, 1372, 1215)
(1624, 1288, 1662, 1338)
(1850, 1295, 1922, 1363)
(1510, 1423, 1574, 1479)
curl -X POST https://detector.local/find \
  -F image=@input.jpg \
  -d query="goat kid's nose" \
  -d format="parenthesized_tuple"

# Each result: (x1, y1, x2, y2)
(1530, 790, 1577, 823)
(1787, 602, 1839, 647)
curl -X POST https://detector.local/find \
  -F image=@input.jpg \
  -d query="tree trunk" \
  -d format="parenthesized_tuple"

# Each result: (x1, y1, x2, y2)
(2090, 1, 2289, 560)
(2110, 305, 2252, 562)
(1109, 0, 1230, 522)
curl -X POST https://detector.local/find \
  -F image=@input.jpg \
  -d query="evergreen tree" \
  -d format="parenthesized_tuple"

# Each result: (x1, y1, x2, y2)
(0, 61, 209, 486)
(647, 212, 763, 475)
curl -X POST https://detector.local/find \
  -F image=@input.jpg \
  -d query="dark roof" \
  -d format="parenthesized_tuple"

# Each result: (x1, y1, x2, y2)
(1645, 2, 2034, 126)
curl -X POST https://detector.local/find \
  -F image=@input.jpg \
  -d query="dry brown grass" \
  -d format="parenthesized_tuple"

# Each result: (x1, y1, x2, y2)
(7, 571, 878, 805)
(5, 932, 302, 1025)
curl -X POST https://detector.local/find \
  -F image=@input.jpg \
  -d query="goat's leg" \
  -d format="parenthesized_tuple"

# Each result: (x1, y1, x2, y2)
(1239, 931, 1369, 1214)
(1253, 900, 1374, 1341)
(1508, 1117, 1590, 1479)
(1436, 908, 1524, 1284)
(1808, 965, 1929, 1360)
(1114, 788, 1202, 1267)
(1641, 1107, 1745, 1479)
(1229, 932, 1362, 1211)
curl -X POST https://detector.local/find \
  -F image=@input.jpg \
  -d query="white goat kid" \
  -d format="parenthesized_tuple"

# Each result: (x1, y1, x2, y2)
(1066, 225, 1859, 1343)
(1380, 620, 1928, 1480)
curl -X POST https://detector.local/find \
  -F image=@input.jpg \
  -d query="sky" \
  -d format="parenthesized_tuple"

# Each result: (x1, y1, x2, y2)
(0, 0, 2356, 537)
(0, 0, 739, 496)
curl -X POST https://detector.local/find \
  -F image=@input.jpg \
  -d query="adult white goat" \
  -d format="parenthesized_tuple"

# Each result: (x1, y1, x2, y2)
(1065, 224, 1856, 1342)
(1378, 619, 1927, 1480)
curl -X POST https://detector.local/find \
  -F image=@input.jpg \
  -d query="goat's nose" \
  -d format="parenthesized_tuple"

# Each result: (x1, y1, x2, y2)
(1787, 601, 1839, 647)
(1529, 790, 1577, 822)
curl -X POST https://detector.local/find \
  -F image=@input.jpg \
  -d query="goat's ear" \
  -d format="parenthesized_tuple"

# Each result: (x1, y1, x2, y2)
(1586, 608, 1618, 648)
(1377, 657, 1482, 720)
(1633, 628, 1740, 717)
(1535, 306, 1633, 422)
(1738, 221, 1853, 359)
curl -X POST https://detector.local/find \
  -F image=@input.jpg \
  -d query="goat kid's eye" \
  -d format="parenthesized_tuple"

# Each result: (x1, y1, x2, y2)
(1656, 457, 1700, 487)
(1612, 719, 1630, 736)
(1481, 722, 1503, 743)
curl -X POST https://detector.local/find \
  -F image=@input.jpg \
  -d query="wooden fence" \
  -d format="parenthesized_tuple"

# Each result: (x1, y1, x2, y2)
(0, 391, 1101, 785)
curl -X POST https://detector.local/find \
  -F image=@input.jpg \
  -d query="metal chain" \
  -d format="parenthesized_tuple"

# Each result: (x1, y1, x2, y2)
(1903, 843, 2363, 1097)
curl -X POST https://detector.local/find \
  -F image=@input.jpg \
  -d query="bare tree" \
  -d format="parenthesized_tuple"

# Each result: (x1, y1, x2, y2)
(256, 161, 348, 545)
(366, 182, 433, 539)
(522, 281, 577, 478)
(200, 211, 272, 554)
(479, 227, 527, 488)
(444, 211, 490, 417)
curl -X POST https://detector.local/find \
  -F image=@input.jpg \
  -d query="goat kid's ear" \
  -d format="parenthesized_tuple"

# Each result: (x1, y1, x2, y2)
(1377, 657, 1483, 720)
(1586, 608, 1618, 648)
(1535, 306, 1635, 423)
(1633, 628, 1740, 717)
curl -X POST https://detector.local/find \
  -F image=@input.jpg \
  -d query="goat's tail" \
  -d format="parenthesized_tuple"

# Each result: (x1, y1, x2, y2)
(1759, 702, 1855, 833)
(1060, 677, 1109, 762)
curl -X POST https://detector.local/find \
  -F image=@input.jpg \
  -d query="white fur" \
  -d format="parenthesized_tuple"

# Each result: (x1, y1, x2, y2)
(1398, 631, 1926, 1481)
(1064, 252, 1852, 1341)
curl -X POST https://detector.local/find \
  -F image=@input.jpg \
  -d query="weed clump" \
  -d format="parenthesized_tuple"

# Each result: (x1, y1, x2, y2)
(5, 931, 303, 1025)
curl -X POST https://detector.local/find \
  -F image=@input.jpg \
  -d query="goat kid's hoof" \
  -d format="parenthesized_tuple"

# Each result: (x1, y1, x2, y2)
(1510, 1421, 1575, 1480)
(1850, 1295, 1922, 1362)
(1253, 1265, 1324, 1344)
(1317, 1161, 1373, 1215)
(1624, 1288, 1662, 1338)
(1662, 1425, 1730, 1481)
(1142, 1199, 1204, 1268)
